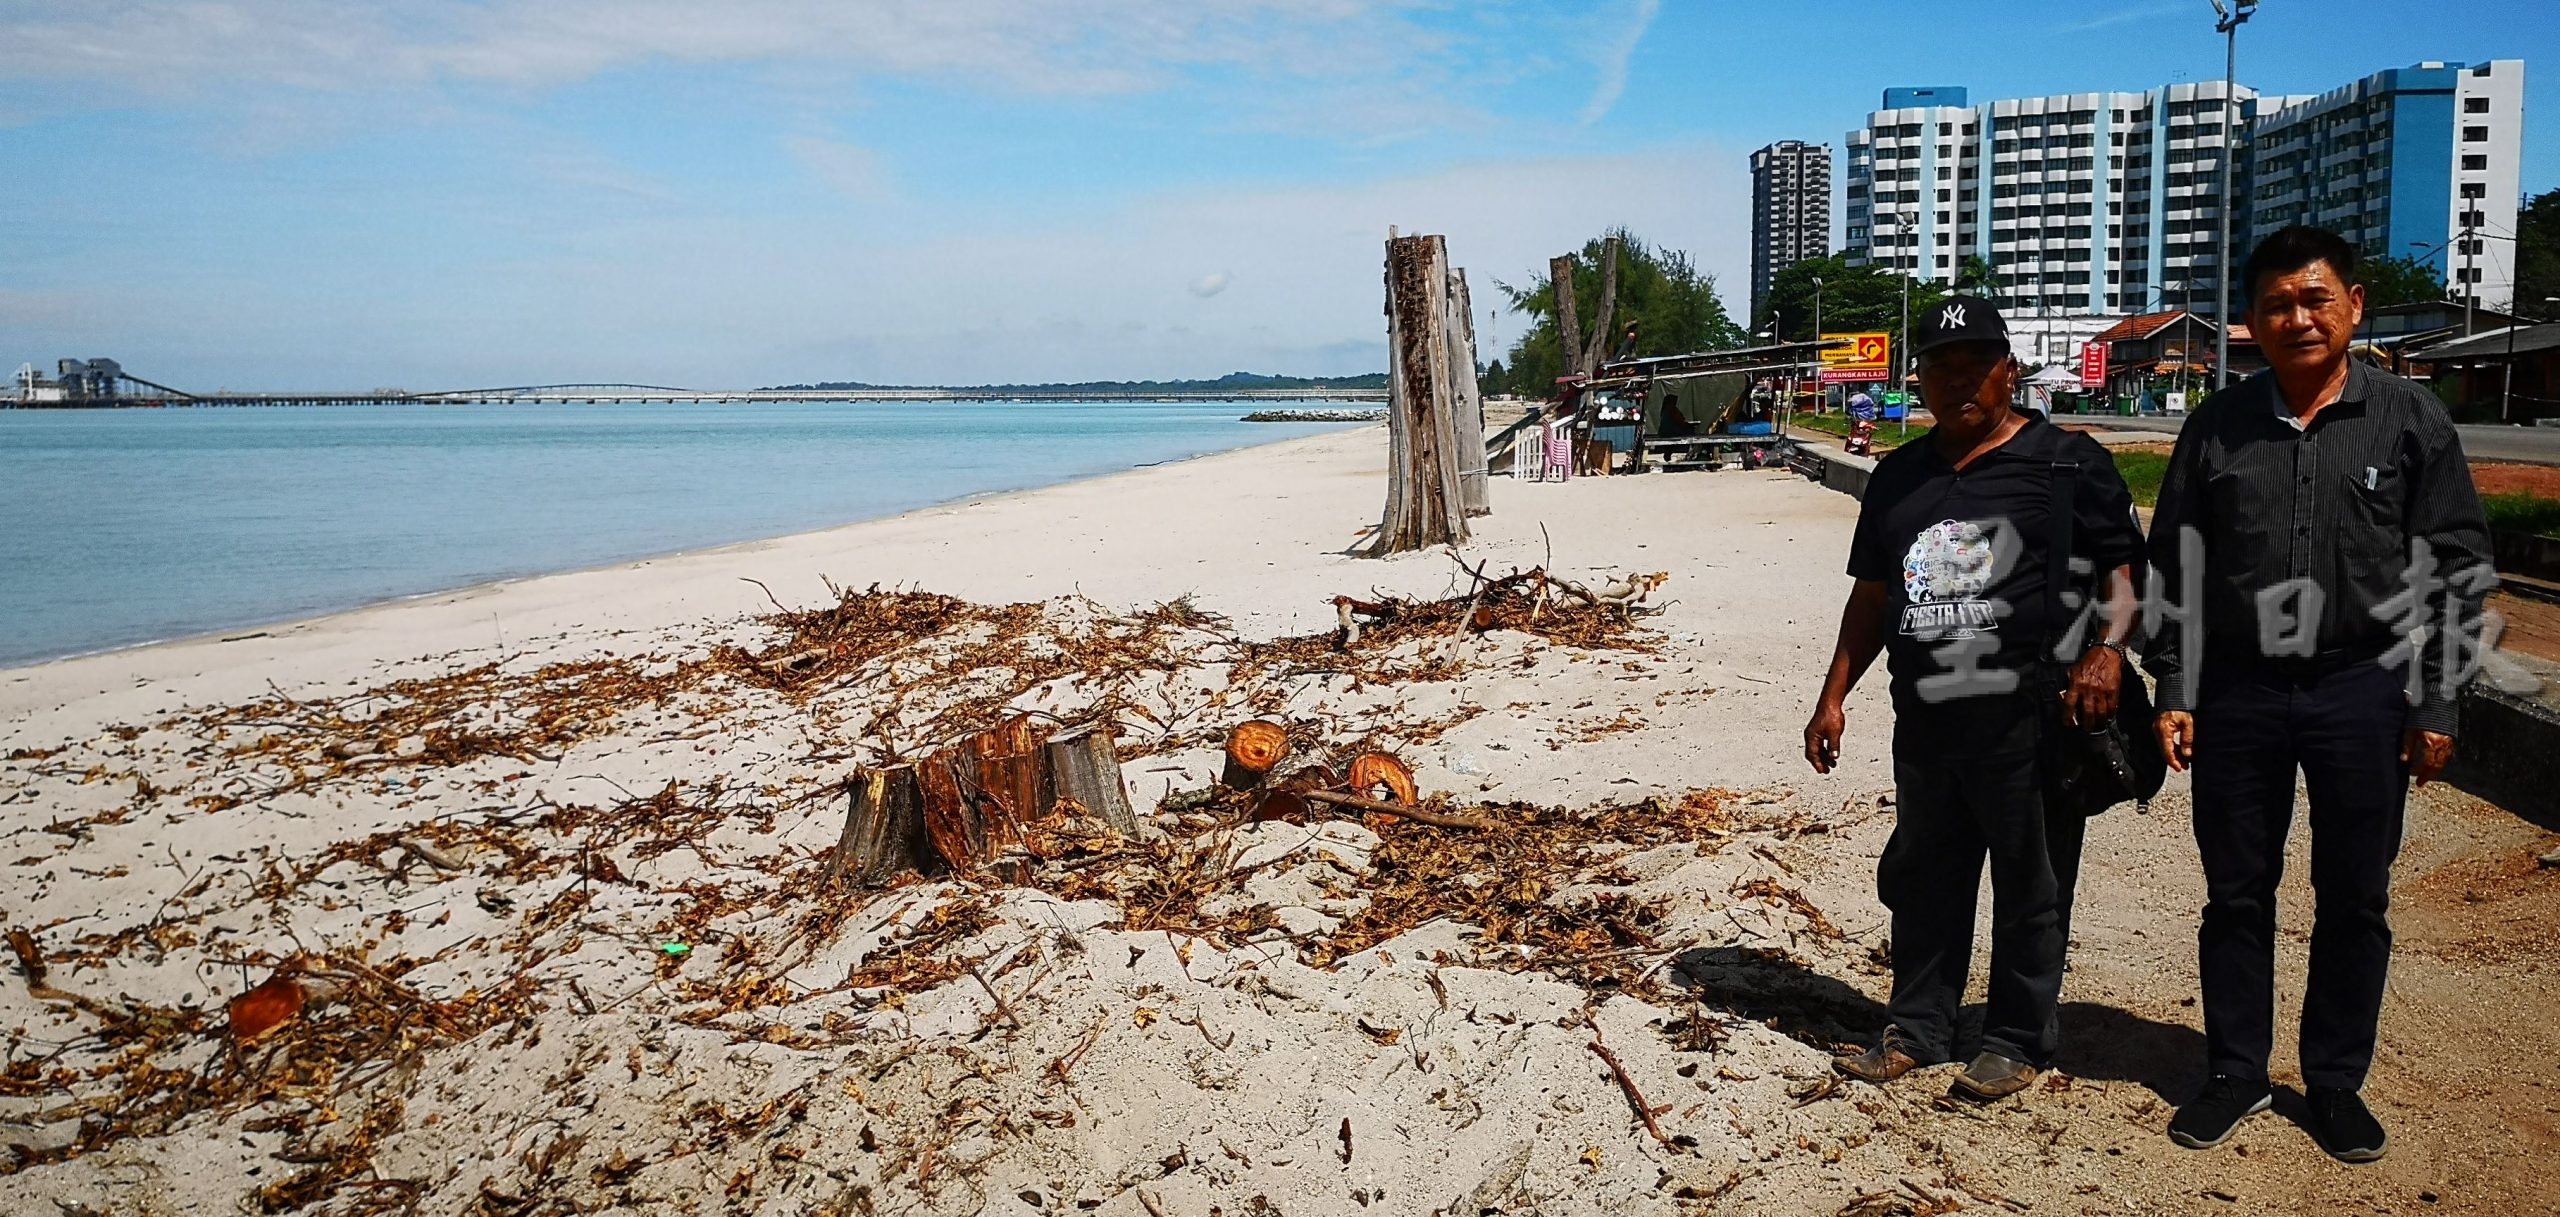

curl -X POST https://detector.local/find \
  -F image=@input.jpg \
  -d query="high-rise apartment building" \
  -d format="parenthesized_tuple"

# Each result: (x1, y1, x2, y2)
(1842, 60, 2526, 322)
(1748, 140, 1833, 324)
(1846, 82, 2253, 320)
(2249, 61, 2525, 312)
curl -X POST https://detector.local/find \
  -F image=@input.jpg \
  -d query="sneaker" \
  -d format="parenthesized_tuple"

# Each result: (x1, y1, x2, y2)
(1949, 1051, 2038, 1102)
(2168, 1075, 2272, 1149)
(1834, 1025, 1927, 1084)
(2305, 1087, 2387, 1163)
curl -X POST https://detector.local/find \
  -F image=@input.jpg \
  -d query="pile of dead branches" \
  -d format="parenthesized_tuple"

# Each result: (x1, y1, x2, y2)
(1235, 561, 1669, 683)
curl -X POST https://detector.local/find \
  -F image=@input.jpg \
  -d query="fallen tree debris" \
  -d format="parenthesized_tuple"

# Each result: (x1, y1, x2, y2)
(1588, 1034, 1674, 1147)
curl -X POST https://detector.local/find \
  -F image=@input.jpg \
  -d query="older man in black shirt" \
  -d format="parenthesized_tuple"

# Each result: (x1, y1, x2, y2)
(2146, 226, 2494, 1162)
(1806, 296, 2144, 1101)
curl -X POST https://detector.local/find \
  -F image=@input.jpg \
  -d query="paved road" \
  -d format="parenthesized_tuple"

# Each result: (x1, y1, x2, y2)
(2073, 413, 2560, 466)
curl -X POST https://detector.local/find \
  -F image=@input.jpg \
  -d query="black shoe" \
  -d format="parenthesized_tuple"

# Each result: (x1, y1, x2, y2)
(2168, 1075, 2272, 1150)
(2306, 1087, 2388, 1163)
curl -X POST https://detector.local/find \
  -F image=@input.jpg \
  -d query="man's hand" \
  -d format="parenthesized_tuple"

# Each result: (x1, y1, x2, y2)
(2063, 648, 2125, 727)
(1804, 700, 1846, 774)
(2401, 728, 2455, 786)
(2156, 711, 2196, 774)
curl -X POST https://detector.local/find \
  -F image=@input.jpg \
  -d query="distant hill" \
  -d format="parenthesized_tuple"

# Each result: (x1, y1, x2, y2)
(766, 371, 1389, 393)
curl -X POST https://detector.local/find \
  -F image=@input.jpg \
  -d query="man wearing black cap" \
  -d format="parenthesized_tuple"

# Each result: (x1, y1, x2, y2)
(1804, 296, 2145, 1100)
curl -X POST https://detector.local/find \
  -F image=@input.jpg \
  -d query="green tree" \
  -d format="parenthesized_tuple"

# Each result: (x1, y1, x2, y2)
(1492, 229, 1748, 394)
(2358, 253, 2446, 308)
(1757, 255, 1949, 360)
(1953, 255, 2000, 296)
(2516, 187, 2560, 318)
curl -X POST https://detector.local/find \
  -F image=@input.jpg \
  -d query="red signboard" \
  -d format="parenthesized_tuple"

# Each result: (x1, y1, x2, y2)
(2079, 340, 2109, 389)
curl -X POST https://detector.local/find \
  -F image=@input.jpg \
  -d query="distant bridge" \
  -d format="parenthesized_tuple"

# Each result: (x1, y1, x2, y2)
(9, 376, 1386, 408)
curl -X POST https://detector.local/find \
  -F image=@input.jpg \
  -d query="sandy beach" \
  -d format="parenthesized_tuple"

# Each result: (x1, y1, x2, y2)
(5, 425, 2555, 1216)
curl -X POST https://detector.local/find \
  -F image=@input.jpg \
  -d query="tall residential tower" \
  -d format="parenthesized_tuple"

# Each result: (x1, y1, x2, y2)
(2248, 61, 2525, 314)
(1748, 140, 1833, 325)
(1843, 61, 2526, 322)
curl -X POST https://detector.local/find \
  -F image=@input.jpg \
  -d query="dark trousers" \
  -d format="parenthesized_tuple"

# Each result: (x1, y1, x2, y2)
(1881, 708, 2087, 1066)
(2190, 657, 2408, 1092)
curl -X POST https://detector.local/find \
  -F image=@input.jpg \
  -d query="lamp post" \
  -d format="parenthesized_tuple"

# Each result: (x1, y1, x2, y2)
(2207, 0, 2256, 391)
(1897, 209, 1917, 390)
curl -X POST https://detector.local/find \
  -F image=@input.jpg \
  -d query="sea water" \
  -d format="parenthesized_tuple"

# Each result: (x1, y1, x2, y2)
(0, 401, 1366, 667)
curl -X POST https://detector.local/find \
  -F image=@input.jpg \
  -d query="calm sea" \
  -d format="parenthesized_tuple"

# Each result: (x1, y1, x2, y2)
(0, 401, 1367, 667)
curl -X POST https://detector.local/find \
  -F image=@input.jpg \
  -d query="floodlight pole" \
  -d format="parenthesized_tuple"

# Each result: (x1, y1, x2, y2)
(2210, 0, 2253, 392)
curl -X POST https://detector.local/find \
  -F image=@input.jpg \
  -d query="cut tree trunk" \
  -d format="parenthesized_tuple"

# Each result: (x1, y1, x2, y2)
(1551, 254, 1583, 378)
(1045, 723, 1139, 836)
(825, 766, 934, 888)
(1447, 267, 1490, 518)
(1578, 236, 1622, 376)
(1364, 232, 1472, 557)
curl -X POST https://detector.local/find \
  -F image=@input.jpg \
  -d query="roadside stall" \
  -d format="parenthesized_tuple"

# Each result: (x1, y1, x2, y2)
(1578, 339, 1831, 473)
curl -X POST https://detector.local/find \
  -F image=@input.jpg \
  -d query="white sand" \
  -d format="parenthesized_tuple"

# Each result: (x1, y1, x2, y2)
(30, 425, 2482, 1215)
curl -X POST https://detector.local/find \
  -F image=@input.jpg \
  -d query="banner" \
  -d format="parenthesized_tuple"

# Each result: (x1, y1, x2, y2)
(2079, 340, 2110, 389)
(1818, 332, 1891, 385)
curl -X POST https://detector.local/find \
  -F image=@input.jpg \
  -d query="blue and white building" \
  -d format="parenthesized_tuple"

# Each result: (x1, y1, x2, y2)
(1844, 60, 2527, 325)
(2248, 61, 2525, 314)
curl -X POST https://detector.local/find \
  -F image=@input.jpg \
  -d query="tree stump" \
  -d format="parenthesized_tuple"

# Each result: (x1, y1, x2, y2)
(1220, 720, 1291, 791)
(1045, 723, 1139, 836)
(825, 766, 933, 888)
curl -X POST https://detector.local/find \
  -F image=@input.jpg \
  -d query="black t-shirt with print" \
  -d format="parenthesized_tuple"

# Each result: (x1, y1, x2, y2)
(1846, 414, 2144, 752)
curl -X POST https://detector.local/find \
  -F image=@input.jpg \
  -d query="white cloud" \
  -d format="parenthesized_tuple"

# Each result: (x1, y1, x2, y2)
(1190, 271, 1232, 298)
(1578, 0, 1661, 126)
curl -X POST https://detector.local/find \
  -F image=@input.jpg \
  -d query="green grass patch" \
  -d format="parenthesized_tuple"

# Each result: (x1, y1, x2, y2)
(2484, 492, 2560, 539)
(2112, 450, 2171, 509)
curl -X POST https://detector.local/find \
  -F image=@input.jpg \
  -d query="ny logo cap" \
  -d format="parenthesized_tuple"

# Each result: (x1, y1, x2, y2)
(1913, 294, 2009, 357)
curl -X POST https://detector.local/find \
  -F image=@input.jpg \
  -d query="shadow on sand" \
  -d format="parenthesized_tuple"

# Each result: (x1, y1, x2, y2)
(1667, 945, 2206, 1102)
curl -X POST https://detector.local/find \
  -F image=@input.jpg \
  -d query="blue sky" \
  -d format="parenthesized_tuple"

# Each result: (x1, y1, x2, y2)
(2, 1, 2551, 389)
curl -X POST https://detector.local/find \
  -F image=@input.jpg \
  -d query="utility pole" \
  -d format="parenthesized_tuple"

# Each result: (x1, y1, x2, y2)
(2461, 218, 2478, 336)
(2208, 0, 2255, 392)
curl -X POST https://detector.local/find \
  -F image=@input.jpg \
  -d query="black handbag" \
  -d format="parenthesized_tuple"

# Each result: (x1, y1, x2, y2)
(2040, 461, 2169, 816)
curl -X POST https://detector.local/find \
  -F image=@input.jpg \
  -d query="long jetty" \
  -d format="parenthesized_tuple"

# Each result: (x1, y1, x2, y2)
(8, 382, 1387, 409)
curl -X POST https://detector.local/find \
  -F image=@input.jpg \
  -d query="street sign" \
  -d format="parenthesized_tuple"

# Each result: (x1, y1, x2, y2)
(1818, 332, 1891, 385)
(2079, 340, 2109, 389)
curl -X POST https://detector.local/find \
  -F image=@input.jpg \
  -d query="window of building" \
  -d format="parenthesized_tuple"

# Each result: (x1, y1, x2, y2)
(2459, 237, 2482, 255)
(1937, 166, 1952, 180)
(2463, 209, 2485, 227)
(2463, 125, 2489, 142)
(1938, 122, 1953, 135)
(1937, 189, 1952, 202)
(2465, 96, 2490, 114)
(2462, 182, 2486, 198)
(2462, 155, 2488, 171)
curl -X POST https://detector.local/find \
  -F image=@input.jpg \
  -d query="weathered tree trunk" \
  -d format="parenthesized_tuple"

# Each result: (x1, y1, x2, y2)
(1045, 723, 1138, 836)
(1579, 235, 1622, 376)
(825, 766, 933, 888)
(1550, 254, 1583, 380)
(1365, 233, 1471, 557)
(1446, 267, 1490, 517)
